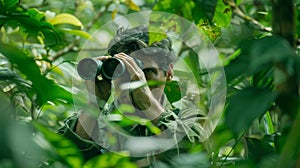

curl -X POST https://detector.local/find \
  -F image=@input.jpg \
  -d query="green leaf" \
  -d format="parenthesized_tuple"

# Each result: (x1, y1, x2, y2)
(224, 56, 248, 83)
(170, 152, 210, 168)
(153, 0, 184, 13)
(297, 4, 300, 40)
(225, 87, 277, 135)
(48, 13, 83, 28)
(60, 28, 91, 39)
(0, 43, 72, 106)
(27, 8, 46, 21)
(225, 36, 294, 82)
(194, 0, 218, 22)
(183, 50, 202, 87)
(83, 153, 137, 168)
(34, 123, 84, 168)
(5, 12, 62, 45)
(0, 68, 31, 87)
(236, 0, 243, 5)
(181, 0, 195, 20)
(148, 32, 167, 46)
(0, 0, 18, 11)
(296, 56, 300, 82)
(124, 0, 140, 11)
(239, 36, 295, 73)
(164, 80, 185, 103)
(245, 137, 276, 162)
(213, 0, 232, 27)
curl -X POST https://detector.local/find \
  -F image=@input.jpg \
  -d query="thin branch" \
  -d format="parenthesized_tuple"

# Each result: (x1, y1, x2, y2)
(224, 0, 272, 32)
(51, 42, 78, 61)
(218, 131, 246, 168)
(86, 1, 113, 31)
(51, 1, 113, 61)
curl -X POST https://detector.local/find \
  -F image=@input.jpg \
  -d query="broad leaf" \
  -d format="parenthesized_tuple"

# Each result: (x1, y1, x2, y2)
(170, 152, 210, 168)
(27, 8, 46, 21)
(0, 0, 18, 11)
(225, 36, 294, 82)
(0, 43, 72, 106)
(60, 28, 91, 39)
(245, 137, 276, 162)
(48, 13, 83, 28)
(34, 123, 84, 168)
(194, 0, 218, 22)
(213, 0, 232, 27)
(124, 0, 140, 11)
(83, 153, 137, 168)
(239, 36, 295, 73)
(164, 80, 185, 103)
(225, 87, 277, 135)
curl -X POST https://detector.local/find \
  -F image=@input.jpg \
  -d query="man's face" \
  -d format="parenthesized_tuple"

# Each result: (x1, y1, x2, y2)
(134, 56, 167, 88)
(131, 54, 169, 101)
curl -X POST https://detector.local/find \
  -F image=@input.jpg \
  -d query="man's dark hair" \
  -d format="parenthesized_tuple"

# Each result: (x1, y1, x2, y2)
(107, 25, 176, 71)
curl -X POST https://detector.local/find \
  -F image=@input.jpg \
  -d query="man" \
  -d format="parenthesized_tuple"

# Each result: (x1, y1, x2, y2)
(59, 25, 204, 166)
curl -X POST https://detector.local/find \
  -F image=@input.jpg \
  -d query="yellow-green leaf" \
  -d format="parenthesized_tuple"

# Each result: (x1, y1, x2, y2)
(48, 13, 83, 28)
(148, 32, 167, 46)
(60, 29, 91, 39)
(111, 9, 118, 19)
(124, 0, 140, 11)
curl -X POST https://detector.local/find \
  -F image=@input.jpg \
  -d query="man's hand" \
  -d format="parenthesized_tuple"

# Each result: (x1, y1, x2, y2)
(113, 53, 165, 123)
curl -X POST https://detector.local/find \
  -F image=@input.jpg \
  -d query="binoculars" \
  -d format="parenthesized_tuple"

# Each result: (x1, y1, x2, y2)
(77, 57, 144, 80)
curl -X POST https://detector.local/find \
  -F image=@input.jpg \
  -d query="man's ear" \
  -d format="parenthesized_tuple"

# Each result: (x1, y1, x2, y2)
(166, 64, 174, 82)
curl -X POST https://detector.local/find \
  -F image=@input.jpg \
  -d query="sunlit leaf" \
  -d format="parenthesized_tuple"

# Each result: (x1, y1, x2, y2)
(148, 32, 167, 46)
(145, 121, 161, 134)
(181, 0, 195, 20)
(213, 0, 232, 27)
(124, 0, 140, 11)
(111, 8, 118, 19)
(153, 0, 183, 13)
(235, 0, 242, 5)
(48, 13, 83, 28)
(27, 8, 46, 21)
(34, 123, 84, 168)
(225, 87, 277, 135)
(60, 28, 91, 39)
(4, 11, 62, 45)
(83, 152, 137, 168)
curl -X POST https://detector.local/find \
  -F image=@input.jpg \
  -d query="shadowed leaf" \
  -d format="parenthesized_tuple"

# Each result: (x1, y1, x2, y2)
(225, 87, 277, 135)
(0, 43, 72, 106)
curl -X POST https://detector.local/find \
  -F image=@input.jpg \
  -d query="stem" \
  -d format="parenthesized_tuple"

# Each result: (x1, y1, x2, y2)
(218, 131, 245, 168)
(224, 0, 272, 32)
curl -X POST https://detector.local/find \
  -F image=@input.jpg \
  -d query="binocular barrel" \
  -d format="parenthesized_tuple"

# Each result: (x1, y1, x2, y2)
(77, 57, 126, 80)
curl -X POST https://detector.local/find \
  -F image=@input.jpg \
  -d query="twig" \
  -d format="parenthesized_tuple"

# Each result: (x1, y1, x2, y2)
(86, 1, 113, 31)
(50, 42, 78, 61)
(218, 131, 246, 168)
(51, 1, 113, 61)
(224, 0, 272, 32)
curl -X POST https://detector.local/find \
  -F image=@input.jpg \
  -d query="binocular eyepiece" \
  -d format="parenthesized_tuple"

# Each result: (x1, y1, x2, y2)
(77, 57, 144, 80)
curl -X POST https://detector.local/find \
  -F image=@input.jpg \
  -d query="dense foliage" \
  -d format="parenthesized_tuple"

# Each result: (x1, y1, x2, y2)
(0, 0, 299, 167)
